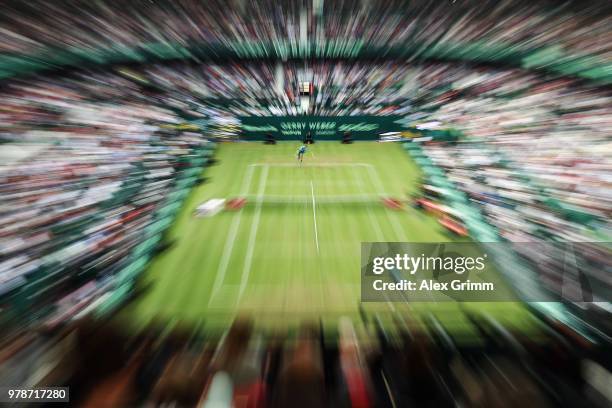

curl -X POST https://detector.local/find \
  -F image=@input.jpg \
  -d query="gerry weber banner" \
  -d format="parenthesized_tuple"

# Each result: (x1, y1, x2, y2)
(239, 116, 405, 140)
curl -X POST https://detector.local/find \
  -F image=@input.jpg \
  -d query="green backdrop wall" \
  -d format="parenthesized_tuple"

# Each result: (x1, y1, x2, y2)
(239, 115, 405, 140)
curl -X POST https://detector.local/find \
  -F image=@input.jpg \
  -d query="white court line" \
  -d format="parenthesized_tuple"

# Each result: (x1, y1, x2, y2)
(238, 164, 269, 302)
(365, 165, 409, 242)
(310, 180, 320, 254)
(208, 164, 255, 306)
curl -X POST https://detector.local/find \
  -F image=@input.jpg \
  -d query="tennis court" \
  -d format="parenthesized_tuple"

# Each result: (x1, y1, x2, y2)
(122, 142, 536, 338)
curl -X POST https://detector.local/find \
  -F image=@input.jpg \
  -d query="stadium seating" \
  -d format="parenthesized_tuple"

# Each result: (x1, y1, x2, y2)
(0, 72, 216, 327)
(0, 1, 610, 84)
(0, 1, 610, 405)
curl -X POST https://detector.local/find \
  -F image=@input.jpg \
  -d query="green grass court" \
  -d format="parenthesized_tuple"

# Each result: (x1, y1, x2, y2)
(122, 142, 540, 340)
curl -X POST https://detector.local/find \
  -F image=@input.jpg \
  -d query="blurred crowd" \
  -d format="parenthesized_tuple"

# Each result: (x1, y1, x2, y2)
(0, 1, 610, 403)
(408, 64, 611, 245)
(0, 0, 610, 68)
(1, 314, 610, 407)
(0, 70, 214, 329)
(141, 62, 413, 117)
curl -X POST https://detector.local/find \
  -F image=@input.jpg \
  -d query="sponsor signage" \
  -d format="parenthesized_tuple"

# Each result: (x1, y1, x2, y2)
(239, 116, 405, 140)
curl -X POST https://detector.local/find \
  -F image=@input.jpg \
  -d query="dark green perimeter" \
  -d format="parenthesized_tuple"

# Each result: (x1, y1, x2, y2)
(119, 142, 541, 342)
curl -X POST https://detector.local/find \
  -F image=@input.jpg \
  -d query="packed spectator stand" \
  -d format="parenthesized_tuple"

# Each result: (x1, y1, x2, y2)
(0, 71, 216, 330)
(0, 0, 610, 83)
(0, 1, 610, 406)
